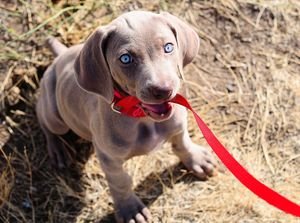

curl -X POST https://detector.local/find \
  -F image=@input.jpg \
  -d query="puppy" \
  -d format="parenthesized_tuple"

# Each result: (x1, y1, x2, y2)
(36, 11, 215, 223)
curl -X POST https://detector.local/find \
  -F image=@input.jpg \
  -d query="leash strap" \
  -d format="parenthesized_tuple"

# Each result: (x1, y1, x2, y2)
(170, 94, 300, 217)
(112, 91, 300, 217)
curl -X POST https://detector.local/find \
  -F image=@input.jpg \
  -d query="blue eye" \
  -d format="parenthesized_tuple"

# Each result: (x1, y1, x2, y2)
(120, 54, 132, 64)
(164, 43, 174, 53)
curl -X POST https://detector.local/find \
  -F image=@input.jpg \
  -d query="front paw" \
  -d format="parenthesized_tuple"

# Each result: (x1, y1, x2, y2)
(114, 194, 151, 223)
(174, 144, 216, 180)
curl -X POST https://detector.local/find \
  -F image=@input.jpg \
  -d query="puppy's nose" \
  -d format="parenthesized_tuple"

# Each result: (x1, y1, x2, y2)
(149, 86, 173, 100)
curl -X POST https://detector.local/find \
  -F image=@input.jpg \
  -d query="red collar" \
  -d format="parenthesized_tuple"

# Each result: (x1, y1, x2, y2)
(110, 88, 300, 217)
(111, 89, 146, 117)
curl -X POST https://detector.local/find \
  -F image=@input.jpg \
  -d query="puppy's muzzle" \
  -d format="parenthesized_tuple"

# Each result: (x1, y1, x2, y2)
(148, 85, 173, 101)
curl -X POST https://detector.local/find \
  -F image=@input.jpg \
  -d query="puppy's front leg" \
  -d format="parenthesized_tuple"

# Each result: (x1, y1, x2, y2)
(171, 129, 216, 180)
(96, 150, 151, 223)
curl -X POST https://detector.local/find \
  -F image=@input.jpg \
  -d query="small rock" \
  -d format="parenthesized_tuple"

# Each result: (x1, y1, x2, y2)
(22, 199, 31, 209)
(226, 83, 236, 93)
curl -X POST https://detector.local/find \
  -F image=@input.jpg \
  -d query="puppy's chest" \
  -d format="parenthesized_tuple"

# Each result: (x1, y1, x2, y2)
(128, 121, 181, 156)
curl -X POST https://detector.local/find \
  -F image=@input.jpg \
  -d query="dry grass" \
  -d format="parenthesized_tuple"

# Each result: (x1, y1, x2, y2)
(0, 0, 299, 222)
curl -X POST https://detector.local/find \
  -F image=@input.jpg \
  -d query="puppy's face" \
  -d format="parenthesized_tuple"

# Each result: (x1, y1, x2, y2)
(75, 11, 199, 121)
(106, 13, 181, 121)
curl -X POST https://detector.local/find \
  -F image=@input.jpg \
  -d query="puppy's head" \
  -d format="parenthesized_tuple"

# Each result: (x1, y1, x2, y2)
(74, 11, 199, 121)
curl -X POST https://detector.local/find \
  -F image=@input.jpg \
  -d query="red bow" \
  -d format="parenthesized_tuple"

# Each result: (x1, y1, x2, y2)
(112, 90, 300, 217)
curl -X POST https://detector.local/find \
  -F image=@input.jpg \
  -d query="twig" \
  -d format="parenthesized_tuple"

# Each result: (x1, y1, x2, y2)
(255, 6, 266, 29)
(0, 63, 17, 109)
(195, 29, 218, 45)
(243, 98, 258, 141)
(25, 2, 33, 30)
(230, 1, 257, 28)
(0, 63, 17, 92)
(260, 89, 275, 174)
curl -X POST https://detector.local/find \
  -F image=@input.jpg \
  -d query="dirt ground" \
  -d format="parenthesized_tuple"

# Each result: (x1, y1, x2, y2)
(0, 0, 299, 222)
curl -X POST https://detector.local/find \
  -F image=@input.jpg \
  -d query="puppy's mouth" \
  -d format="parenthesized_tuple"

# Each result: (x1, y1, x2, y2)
(141, 102, 173, 121)
(112, 83, 174, 121)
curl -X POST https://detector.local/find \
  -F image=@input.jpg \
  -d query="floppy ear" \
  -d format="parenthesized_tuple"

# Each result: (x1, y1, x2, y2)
(161, 12, 200, 67)
(74, 26, 114, 102)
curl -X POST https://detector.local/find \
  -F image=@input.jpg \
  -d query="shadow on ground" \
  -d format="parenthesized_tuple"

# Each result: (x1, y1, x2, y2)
(1, 107, 198, 223)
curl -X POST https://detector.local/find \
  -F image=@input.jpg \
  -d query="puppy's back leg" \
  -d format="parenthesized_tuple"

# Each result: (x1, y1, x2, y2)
(40, 124, 72, 168)
(37, 66, 71, 168)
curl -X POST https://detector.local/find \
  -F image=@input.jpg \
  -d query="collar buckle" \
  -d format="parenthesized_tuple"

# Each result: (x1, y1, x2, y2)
(110, 101, 122, 114)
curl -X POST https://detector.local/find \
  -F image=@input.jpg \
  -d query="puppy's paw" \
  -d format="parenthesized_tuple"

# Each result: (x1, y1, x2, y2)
(114, 194, 151, 223)
(175, 144, 216, 180)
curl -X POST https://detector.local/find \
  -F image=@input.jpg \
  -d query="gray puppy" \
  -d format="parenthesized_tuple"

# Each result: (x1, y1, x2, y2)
(36, 11, 215, 223)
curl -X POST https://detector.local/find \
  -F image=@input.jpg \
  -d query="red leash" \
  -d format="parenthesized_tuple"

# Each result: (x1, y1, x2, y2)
(112, 90, 300, 217)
